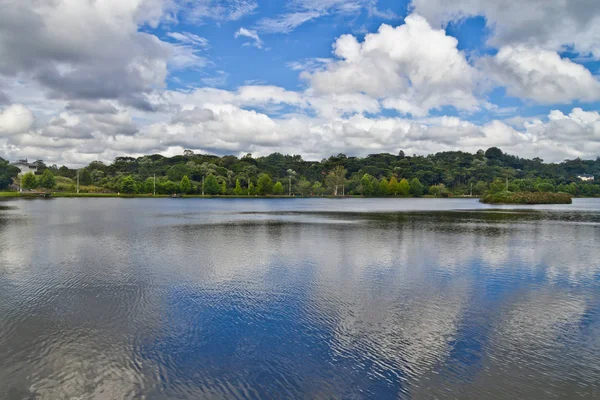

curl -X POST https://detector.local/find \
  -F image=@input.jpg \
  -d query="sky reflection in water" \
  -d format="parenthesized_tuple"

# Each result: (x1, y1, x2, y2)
(0, 198, 599, 399)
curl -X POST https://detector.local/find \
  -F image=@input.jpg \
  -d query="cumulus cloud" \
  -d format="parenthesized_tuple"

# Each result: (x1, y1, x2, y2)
(0, 0, 174, 109)
(480, 46, 600, 104)
(2, 2, 600, 166)
(0, 104, 34, 136)
(234, 28, 264, 48)
(410, 0, 600, 57)
(303, 14, 479, 116)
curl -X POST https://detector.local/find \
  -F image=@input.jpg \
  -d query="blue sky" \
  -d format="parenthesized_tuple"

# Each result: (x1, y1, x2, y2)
(0, 0, 599, 165)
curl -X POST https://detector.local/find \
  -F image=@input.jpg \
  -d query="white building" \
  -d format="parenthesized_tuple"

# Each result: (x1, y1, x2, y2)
(577, 174, 595, 182)
(11, 159, 38, 176)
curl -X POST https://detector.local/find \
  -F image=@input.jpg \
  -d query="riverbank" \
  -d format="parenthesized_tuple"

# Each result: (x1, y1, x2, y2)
(0, 192, 484, 199)
(480, 191, 572, 204)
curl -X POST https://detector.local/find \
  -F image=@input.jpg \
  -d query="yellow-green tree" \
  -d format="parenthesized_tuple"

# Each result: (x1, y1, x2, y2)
(273, 181, 284, 195)
(21, 172, 37, 190)
(379, 178, 389, 196)
(234, 179, 243, 195)
(389, 176, 399, 195)
(398, 178, 410, 196)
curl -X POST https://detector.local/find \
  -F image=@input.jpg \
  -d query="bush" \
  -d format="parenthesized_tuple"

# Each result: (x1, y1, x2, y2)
(481, 191, 572, 204)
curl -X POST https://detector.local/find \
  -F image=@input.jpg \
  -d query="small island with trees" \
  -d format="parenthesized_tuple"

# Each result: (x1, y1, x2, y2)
(1, 147, 598, 204)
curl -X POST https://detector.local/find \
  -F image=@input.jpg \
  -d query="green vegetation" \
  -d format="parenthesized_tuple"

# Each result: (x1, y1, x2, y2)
(38, 169, 56, 189)
(203, 174, 221, 195)
(1, 147, 600, 198)
(481, 191, 572, 204)
(180, 175, 192, 194)
(272, 181, 284, 195)
(21, 172, 37, 189)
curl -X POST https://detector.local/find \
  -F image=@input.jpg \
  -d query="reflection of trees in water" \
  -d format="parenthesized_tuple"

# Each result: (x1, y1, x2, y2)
(2, 207, 600, 398)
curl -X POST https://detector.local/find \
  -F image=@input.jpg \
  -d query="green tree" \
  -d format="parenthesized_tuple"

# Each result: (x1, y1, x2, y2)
(489, 178, 506, 194)
(119, 175, 136, 194)
(234, 179, 243, 195)
(203, 174, 221, 195)
(248, 182, 256, 196)
(273, 181, 284, 195)
(312, 181, 323, 195)
(473, 181, 488, 196)
(143, 177, 155, 194)
(180, 175, 191, 194)
(38, 169, 56, 189)
(409, 178, 425, 197)
(256, 173, 273, 195)
(21, 172, 37, 190)
(429, 184, 448, 197)
(298, 179, 312, 196)
(398, 178, 410, 196)
(79, 169, 92, 186)
(360, 174, 375, 196)
(162, 180, 177, 195)
(388, 176, 399, 195)
(535, 182, 555, 193)
(379, 178, 389, 196)
(221, 180, 227, 194)
(167, 164, 189, 182)
(325, 165, 347, 196)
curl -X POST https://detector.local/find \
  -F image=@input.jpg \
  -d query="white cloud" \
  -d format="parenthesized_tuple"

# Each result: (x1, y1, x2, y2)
(410, 0, 600, 57)
(0, 104, 34, 136)
(166, 32, 210, 48)
(0, 0, 173, 109)
(481, 46, 600, 104)
(256, 0, 375, 33)
(303, 14, 480, 116)
(201, 71, 229, 87)
(234, 27, 263, 48)
(182, 0, 258, 23)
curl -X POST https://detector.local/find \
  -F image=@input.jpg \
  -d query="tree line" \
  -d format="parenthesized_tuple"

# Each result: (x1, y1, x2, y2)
(3, 147, 600, 196)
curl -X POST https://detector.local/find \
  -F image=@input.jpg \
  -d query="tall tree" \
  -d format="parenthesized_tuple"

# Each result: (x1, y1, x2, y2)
(379, 178, 389, 196)
(119, 175, 136, 194)
(234, 179, 243, 195)
(203, 174, 221, 195)
(409, 178, 424, 197)
(360, 174, 375, 196)
(38, 169, 56, 190)
(325, 165, 347, 196)
(180, 175, 192, 194)
(273, 181, 284, 195)
(21, 172, 37, 190)
(297, 179, 312, 196)
(398, 178, 410, 196)
(389, 176, 399, 195)
(256, 173, 273, 195)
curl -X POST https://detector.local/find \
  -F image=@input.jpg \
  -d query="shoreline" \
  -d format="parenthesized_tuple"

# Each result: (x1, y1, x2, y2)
(0, 192, 481, 199)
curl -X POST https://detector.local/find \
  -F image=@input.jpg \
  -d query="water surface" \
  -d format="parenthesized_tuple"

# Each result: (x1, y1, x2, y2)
(1, 198, 599, 399)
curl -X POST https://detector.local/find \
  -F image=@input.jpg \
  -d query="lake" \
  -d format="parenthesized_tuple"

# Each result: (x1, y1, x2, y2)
(1, 198, 599, 399)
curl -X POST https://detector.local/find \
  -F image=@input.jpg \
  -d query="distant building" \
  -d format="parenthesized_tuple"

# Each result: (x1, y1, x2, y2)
(11, 159, 38, 176)
(577, 174, 595, 182)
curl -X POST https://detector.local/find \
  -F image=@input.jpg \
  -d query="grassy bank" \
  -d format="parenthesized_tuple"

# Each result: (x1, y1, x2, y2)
(481, 191, 572, 204)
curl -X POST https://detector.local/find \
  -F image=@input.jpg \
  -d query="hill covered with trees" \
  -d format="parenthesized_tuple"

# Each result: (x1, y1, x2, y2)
(4, 147, 600, 197)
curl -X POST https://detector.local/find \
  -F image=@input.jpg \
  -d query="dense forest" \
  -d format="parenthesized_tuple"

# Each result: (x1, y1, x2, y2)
(4, 147, 600, 196)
